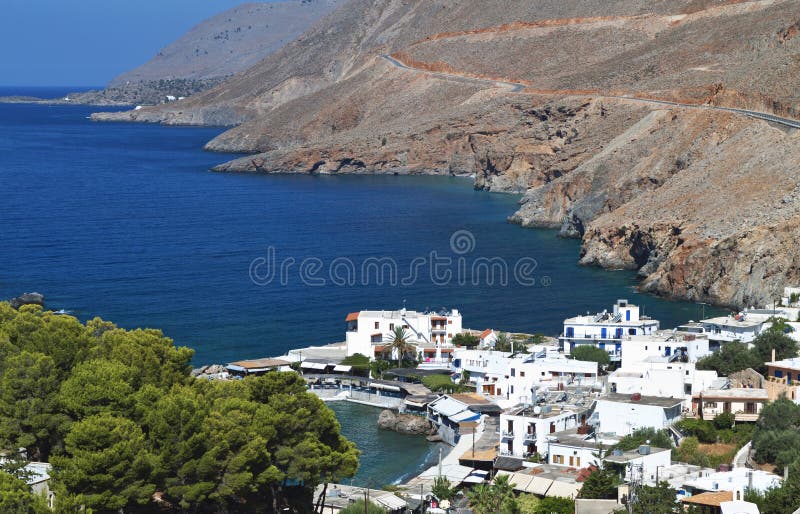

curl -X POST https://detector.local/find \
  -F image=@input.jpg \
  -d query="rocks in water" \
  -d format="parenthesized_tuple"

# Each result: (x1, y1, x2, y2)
(377, 409, 433, 435)
(9, 292, 44, 309)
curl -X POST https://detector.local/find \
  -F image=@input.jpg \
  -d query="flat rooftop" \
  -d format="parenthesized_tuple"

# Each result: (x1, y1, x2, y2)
(603, 446, 671, 464)
(701, 316, 763, 328)
(695, 388, 769, 400)
(548, 428, 620, 449)
(600, 393, 682, 408)
(766, 357, 800, 370)
(227, 358, 289, 370)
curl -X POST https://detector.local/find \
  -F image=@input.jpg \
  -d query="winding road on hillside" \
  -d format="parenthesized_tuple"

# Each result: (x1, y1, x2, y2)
(381, 54, 800, 129)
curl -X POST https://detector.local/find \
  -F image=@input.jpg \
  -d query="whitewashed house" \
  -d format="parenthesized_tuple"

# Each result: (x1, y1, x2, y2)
(690, 388, 768, 422)
(593, 393, 682, 436)
(499, 404, 591, 459)
(608, 364, 718, 409)
(478, 328, 497, 348)
(619, 331, 712, 368)
(561, 300, 659, 361)
(451, 350, 599, 400)
(603, 444, 672, 483)
(546, 429, 618, 469)
(427, 395, 482, 446)
(344, 308, 462, 363)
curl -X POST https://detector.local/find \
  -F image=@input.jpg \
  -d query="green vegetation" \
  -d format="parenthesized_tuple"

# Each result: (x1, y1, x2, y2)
(0, 471, 50, 514)
(672, 416, 753, 468)
(621, 482, 681, 514)
(752, 397, 800, 473)
(611, 428, 673, 452)
(338, 499, 386, 514)
(388, 326, 415, 364)
(518, 494, 574, 513)
(696, 321, 798, 375)
(579, 466, 621, 499)
(341, 353, 371, 376)
(493, 332, 513, 352)
(451, 333, 480, 348)
(468, 474, 517, 513)
(431, 476, 454, 501)
(0, 303, 359, 513)
(422, 374, 469, 393)
(570, 345, 611, 365)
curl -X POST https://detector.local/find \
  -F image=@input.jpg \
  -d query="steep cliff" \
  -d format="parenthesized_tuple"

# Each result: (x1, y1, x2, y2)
(93, 0, 800, 308)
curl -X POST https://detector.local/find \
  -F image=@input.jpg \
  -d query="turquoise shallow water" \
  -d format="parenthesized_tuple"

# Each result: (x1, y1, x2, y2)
(327, 401, 449, 487)
(0, 93, 725, 483)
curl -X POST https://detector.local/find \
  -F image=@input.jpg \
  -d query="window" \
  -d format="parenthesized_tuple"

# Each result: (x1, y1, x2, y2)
(511, 368, 516, 377)
(374, 322, 379, 330)
(576, 457, 581, 467)
(510, 385, 515, 394)
(629, 328, 636, 335)
(554, 455, 564, 464)
(520, 371, 525, 378)
(389, 323, 394, 330)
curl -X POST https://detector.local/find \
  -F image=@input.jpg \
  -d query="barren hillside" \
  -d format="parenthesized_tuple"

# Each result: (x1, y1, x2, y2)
(93, 0, 800, 308)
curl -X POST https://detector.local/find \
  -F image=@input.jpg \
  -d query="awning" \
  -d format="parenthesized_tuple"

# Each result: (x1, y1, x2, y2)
(429, 397, 468, 417)
(371, 382, 401, 392)
(463, 470, 489, 483)
(419, 464, 474, 484)
(373, 493, 407, 510)
(449, 410, 480, 423)
(503, 472, 533, 492)
(525, 476, 554, 496)
(333, 364, 352, 373)
(301, 362, 328, 370)
(546, 480, 582, 499)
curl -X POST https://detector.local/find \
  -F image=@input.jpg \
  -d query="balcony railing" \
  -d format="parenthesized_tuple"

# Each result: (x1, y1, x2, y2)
(524, 433, 537, 444)
(501, 430, 515, 439)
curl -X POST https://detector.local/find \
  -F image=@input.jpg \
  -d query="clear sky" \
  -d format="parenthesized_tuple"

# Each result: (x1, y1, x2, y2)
(1, 0, 276, 87)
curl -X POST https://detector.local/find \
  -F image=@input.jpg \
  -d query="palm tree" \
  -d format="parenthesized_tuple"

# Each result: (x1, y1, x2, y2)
(387, 326, 414, 364)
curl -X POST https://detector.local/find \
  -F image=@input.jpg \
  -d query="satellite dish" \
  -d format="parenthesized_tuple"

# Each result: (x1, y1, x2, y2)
(533, 406, 542, 415)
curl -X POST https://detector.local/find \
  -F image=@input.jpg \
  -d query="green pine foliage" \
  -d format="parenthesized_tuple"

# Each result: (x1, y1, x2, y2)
(570, 345, 611, 365)
(0, 302, 360, 513)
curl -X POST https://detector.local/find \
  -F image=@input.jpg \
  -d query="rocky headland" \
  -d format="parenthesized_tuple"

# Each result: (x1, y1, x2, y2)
(91, 0, 800, 308)
(0, 0, 340, 107)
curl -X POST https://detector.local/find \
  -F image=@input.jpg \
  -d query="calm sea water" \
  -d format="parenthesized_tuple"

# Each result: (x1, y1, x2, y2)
(0, 91, 723, 483)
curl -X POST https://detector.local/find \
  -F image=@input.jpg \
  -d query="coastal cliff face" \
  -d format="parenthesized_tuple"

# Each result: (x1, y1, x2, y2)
(92, 0, 800, 308)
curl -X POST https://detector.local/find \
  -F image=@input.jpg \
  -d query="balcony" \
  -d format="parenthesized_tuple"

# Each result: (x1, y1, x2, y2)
(734, 412, 759, 422)
(524, 433, 537, 444)
(501, 430, 515, 440)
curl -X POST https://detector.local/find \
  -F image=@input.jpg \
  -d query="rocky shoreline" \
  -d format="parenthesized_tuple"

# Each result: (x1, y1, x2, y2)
(377, 409, 435, 436)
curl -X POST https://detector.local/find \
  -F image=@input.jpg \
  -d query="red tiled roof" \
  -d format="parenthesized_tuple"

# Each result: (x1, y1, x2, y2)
(431, 316, 447, 321)
(345, 312, 360, 322)
(480, 328, 493, 339)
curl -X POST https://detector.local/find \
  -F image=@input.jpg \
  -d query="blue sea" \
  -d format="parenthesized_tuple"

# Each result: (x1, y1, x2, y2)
(0, 88, 724, 485)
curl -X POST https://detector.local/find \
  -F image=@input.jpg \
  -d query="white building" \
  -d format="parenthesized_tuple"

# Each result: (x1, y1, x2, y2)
(691, 388, 768, 422)
(426, 395, 482, 446)
(603, 445, 672, 483)
(478, 328, 497, 348)
(499, 404, 591, 459)
(619, 331, 712, 368)
(344, 308, 462, 363)
(546, 429, 618, 469)
(452, 350, 599, 400)
(608, 363, 718, 409)
(683, 468, 781, 495)
(699, 313, 769, 347)
(561, 299, 659, 361)
(593, 393, 682, 436)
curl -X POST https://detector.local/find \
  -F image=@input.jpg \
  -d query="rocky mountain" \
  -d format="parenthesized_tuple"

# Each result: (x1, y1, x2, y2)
(3, 0, 341, 106)
(93, 0, 800, 308)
